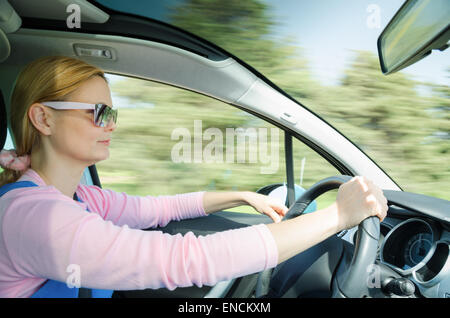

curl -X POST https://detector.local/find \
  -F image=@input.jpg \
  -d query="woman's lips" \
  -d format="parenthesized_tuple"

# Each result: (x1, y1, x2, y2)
(98, 139, 110, 146)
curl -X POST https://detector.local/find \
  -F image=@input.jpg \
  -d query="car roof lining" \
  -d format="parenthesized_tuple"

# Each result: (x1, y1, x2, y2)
(2, 28, 258, 110)
(7, 0, 109, 24)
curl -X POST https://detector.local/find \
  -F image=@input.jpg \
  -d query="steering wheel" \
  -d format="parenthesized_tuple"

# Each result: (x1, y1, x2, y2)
(255, 175, 380, 298)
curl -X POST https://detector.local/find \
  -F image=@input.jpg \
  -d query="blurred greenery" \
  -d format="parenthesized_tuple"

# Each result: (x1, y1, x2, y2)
(97, 83, 340, 208)
(97, 0, 448, 204)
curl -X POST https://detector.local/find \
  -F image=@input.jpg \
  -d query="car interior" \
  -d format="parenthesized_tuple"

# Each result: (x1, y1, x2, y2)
(0, 0, 449, 298)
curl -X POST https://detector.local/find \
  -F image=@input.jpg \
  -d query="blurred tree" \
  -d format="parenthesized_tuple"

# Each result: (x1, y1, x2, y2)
(313, 51, 449, 197)
(169, 0, 279, 71)
(168, 0, 318, 100)
(339, 51, 421, 142)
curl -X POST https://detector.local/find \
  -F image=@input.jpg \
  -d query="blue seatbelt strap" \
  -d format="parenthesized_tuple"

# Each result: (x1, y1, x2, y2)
(0, 181, 114, 298)
(31, 280, 79, 298)
(0, 181, 37, 197)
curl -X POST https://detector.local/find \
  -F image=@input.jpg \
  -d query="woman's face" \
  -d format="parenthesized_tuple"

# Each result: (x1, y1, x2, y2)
(47, 75, 116, 166)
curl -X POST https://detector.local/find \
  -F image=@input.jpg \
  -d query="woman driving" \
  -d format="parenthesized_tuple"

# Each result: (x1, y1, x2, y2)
(0, 56, 388, 298)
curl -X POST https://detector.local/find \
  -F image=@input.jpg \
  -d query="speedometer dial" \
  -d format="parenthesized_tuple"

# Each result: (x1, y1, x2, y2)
(381, 218, 437, 274)
(403, 233, 433, 270)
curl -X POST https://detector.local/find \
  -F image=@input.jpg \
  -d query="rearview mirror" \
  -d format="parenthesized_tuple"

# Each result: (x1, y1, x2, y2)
(377, 0, 449, 75)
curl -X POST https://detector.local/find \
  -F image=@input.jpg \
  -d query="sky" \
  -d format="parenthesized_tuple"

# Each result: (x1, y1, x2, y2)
(269, 0, 449, 86)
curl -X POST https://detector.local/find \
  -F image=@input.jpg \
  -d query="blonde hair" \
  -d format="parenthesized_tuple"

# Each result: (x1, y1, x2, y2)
(0, 56, 106, 186)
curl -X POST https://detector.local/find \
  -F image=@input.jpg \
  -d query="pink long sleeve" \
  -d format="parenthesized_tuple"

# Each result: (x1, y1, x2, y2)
(75, 183, 207, 229)
(0, 169, 278, 297)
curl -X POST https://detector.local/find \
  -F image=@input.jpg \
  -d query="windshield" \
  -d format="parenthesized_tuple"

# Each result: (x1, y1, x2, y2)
(94, 0, 449, 201)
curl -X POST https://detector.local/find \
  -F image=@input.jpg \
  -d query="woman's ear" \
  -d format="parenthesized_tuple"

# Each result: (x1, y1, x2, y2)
(28, 103, 54, 136)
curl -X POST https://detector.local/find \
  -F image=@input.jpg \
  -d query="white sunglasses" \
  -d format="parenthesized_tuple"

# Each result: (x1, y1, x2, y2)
(41, 101, 118, 127)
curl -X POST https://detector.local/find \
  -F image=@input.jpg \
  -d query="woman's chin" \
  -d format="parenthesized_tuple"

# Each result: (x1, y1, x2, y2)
(90, 151, 110, 164)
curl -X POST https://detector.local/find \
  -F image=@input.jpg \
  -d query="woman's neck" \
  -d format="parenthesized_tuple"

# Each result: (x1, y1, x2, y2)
(30, 149, 85, 199)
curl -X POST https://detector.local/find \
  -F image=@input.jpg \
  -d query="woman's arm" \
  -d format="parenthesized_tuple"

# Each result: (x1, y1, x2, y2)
(2, 176, 386, 296)
(202, 191, 247, 214)
(77, 185, 206, 229)
(78, 185, 285, 228)
(267, 176, 388, 263)
(203, 191, 288, 223)
(203, 176, 388, 264)
(2, 195, 279, 295)
(203, 190, 341, 262)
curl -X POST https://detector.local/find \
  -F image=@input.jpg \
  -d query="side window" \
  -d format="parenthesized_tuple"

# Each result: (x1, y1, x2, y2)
(96, 74, 339, 213)
(292, 139, 339, 211)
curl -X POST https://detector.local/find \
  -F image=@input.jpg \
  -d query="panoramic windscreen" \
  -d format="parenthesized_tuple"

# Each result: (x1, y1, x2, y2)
(92, 0, 449, 201)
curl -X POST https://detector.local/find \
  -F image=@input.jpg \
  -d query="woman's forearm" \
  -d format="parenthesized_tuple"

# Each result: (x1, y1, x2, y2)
(202, 190, 342, 265)
(202, 176, 388, 268)
(201, 191, 288, 222)
(266, 203, 340, 264)
(202, 191, 248, 214)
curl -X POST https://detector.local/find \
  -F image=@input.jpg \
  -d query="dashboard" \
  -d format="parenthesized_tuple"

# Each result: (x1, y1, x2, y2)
(379, 213, 450, 298)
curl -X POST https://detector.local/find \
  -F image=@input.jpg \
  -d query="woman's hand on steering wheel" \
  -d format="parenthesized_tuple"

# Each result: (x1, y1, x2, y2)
(333, 176, 388, 232)
(242, 176, 388, 227)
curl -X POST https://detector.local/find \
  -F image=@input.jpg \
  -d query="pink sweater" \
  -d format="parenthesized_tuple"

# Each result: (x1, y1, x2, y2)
(0, 169, 278, 297)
